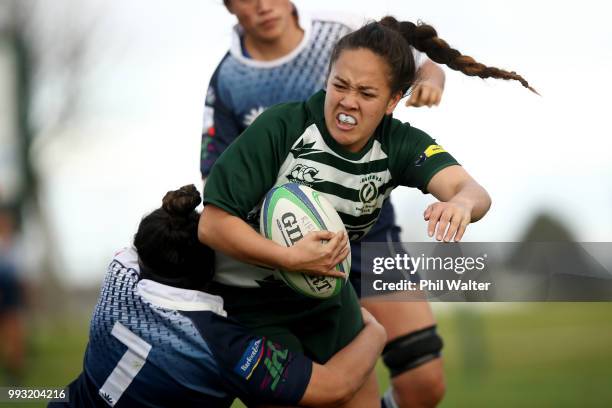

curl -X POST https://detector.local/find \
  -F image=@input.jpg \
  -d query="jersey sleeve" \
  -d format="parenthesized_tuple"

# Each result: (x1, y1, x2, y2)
(389, 122, 459, 193)
(203, 104, 297, 219)
(201, 58, 244, 179)
(181, 311, 312, 406)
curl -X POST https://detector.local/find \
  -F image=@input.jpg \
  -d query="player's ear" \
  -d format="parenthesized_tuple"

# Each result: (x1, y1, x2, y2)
(385, 91, 402, 115)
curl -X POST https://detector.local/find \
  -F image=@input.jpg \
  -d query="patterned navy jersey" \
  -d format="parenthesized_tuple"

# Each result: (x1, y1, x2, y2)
(200, 11, 356, 178)
(49, 248, 311, 408)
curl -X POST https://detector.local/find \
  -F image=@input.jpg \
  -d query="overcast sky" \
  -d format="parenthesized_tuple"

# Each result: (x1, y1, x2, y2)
(5, 0, 611, 286)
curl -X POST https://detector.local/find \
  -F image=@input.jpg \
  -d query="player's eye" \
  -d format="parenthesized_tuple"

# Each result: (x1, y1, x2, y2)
(334, 83, 347, 90)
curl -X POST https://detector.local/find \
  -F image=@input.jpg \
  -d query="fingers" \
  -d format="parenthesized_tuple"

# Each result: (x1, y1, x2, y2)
(426, 203, 470, 242)
(328, 232, 349, 274)
(406, 86, 424, 107)
(424, 204, 433, 221)
(304, 231, 349, 277)
(427, 205, 443, 238)
(406, 84, 442, 108)
(454, 220, 469, 242)
(435, 211, 452, 241)
(332, 242, 350, 268)
(312, 230, 335, 242)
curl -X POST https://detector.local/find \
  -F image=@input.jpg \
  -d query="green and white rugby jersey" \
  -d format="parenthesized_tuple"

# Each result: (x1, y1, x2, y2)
(204, 90, 458, 287)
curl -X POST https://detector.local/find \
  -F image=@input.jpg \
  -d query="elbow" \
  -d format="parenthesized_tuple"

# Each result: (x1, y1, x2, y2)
(472, 187, 492, 223)
(484, 190, 492, 213)
(311, 367, 357, 408)
(325, 377, 356, 407)
(197, 208, 213, 246)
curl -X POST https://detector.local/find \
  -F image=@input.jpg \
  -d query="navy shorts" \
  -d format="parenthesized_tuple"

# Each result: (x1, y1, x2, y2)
(349, 200, 417, 296)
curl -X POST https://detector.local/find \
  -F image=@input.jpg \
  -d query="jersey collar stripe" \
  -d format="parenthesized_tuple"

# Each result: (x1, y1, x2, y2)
(136, 279, 227, 316)
(229, 11, 313, 68)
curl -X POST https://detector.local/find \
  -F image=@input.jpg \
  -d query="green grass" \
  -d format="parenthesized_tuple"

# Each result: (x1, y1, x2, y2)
(3, 304, 611, 407)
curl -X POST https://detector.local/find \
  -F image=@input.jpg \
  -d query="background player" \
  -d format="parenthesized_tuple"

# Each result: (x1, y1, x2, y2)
(0, 206, 26, 385)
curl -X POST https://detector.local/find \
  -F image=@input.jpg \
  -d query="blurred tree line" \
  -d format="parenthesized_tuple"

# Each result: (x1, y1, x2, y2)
(1, 0, 101, 314)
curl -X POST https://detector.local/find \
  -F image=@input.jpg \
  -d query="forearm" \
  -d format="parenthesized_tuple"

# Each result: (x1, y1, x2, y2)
(449, 180, 491, 222)
(300, 323, 386, 407)
(198, 204, 287, 269)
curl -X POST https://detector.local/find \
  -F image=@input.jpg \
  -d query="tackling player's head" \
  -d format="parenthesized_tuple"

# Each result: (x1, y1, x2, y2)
(134, 184, 214, 290)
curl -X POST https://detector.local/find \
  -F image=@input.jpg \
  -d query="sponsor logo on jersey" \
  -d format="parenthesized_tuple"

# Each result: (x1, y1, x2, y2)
(415, 144, 446, 166)
(287, 164, 322, 185)
(262, 340, 290, 392)
(235, 338, 264, 380)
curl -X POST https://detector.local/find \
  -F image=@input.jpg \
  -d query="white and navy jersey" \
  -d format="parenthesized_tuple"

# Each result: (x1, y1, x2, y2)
(49, 248, 311, 408)
(200, 11, 354, 178)
(200, 10, 426, 178)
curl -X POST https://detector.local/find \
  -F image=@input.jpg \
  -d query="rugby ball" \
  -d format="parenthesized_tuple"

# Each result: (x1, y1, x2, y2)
(260, 183, 350, 299)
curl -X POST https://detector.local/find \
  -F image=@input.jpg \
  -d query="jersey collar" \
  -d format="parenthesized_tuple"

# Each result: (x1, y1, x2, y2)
(136, 278, 227, 317)
(229, 7, 313, 68)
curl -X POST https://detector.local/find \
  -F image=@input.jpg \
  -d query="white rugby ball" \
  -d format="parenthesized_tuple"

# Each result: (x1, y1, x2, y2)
(260, 183, 350, 299)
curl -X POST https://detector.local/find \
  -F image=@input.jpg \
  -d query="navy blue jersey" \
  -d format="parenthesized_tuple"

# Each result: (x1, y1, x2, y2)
(49, 248, 311, 408)
(200, 12, 354, 178)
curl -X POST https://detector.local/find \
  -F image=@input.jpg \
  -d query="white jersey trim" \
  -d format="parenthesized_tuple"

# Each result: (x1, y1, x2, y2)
(136, 279, 227, 317)
(229, 12, 313, 68)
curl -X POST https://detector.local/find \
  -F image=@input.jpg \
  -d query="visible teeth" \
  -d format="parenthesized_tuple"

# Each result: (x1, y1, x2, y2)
(338, 113, 356, 125)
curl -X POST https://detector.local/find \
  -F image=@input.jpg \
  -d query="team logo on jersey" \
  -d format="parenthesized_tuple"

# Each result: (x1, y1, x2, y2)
(290, 140, 322, 158)
(287, 164, 322, 185)
(359, 182, 378, 204)
(243, 106, 266, 127)
(235, 338, 264, 380)
(100, 392, 114, 406)
(415, 144, 446, 166)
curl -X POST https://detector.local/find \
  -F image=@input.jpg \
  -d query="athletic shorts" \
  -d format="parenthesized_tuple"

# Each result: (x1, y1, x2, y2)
(350, 200, 417, 296)
(208, 281, 363, 364)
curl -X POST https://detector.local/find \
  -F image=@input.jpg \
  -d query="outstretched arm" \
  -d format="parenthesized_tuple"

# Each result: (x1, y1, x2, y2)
(423, 165, 491, 242)
(406, 59, 445, 107)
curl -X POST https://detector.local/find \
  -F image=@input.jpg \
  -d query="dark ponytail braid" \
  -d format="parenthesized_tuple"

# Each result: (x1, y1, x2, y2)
(329, 16, 537, 96)
(134, 184, 214, 290)
(380, 16, 538, 94)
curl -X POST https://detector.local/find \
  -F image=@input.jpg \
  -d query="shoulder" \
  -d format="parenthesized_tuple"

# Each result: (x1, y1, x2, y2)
(250, 99, 311, 134)
(382, 117, 439, 168)
(110, 247, 140, 274)
(381, 116, 432, 147)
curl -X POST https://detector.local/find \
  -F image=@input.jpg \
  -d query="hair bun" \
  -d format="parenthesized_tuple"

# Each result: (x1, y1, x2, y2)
(162, 184, 201, 216)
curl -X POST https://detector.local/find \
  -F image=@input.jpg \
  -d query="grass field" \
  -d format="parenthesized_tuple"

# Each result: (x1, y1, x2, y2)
(3, 303, 611, 407)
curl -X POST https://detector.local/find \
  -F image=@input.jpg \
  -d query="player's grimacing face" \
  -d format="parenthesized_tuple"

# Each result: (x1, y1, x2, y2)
(324, 48, 402, 153)
(226, 0, 294, 42)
